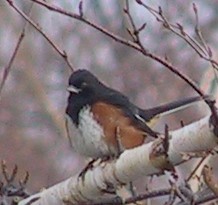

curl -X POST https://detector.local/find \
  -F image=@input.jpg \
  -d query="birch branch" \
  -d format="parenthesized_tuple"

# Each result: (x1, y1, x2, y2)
(18, 115, 218, 205)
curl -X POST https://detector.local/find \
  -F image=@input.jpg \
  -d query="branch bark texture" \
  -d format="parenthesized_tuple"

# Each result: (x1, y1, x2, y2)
(19, 115, 218, 205)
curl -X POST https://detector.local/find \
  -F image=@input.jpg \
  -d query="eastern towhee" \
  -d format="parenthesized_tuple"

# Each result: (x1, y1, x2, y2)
(66, 70, 202, 159)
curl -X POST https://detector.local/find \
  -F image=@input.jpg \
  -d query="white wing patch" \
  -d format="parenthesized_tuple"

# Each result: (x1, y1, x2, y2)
(135, 114, 145, 123)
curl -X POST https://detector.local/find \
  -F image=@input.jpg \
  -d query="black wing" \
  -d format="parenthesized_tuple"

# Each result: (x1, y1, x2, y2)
(99, 87, 158, 138)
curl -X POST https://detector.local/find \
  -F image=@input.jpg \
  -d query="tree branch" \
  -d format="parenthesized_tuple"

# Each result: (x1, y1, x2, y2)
(135, 1, 218, 71)
(27, 0, 205, 96)
(5, 0, 75, 71)
(26, 0, 218, 131)
(18, 115, 218, 205)
(0, 0, 31, 97)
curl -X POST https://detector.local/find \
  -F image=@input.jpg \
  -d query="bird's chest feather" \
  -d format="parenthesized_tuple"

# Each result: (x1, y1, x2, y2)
(66, 102, 146, 158)
(66, 106, 116, 158)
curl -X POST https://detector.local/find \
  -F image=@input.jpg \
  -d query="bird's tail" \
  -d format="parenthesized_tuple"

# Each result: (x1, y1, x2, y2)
(141, 96, 205, 128)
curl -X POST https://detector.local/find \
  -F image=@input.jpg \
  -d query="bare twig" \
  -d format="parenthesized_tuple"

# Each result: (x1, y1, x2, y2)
(115, 126, 124, 155)
(78, 0, 83, 17)
(28, 0, 206, 98)
(0, 18, 25, 97)
(191, 3, 217, 72)
(93, 188, 172, 205)
(6, 0, 74, 71)
(0, 30, 24, 96)
(0, 161, 30, 198)
(19, 171, 29, 188)
(124, 188, 171, 205)
(26, 0, 218, 135)
(192, 4, 207, 50)
(166, 182, 177, 205)
(94, 184, 215, 205)
(178, 183, 195, 203)
(136, 1, 218, 71)
(186, 156, 208, 182)
(29, 0, 141, 51)
(0, 2, 36, 97)
(124, 0, 147, 45)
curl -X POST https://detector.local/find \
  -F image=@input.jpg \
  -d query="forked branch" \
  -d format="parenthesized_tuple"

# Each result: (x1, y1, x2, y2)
(25, 0, 217, 111)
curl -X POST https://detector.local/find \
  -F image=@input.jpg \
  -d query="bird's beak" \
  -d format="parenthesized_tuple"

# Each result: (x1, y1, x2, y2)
(67, 85, 80, 93)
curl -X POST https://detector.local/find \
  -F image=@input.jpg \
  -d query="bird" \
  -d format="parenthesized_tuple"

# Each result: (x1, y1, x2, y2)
(65, 69, 203, 159)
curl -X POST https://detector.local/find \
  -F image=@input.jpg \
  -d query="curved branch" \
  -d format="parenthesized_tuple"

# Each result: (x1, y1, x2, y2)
(6, 0, 75, 71)
(28, 0, 209, 101)
(18, 115, 218, 205)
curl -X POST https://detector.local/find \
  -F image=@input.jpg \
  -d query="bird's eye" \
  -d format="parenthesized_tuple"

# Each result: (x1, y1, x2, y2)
(81, 82, 87, 87)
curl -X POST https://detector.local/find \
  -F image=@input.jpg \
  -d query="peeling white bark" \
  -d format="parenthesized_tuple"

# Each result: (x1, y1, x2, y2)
(168, 116, 216, 163)
(18, 116, 218, 205)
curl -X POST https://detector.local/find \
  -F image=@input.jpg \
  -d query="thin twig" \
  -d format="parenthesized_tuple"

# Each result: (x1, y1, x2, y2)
(0, 1, 34, 97)
(166, 183, 177, 205)
(193, 3, 210, 56)
(133, 1, 218, 121)
(29, 0, 141, 51)
(177, 190, 216, 205)
(0, 161, 30, 198)
(28, 0, 206, 98)
(124, 0, 218, 123)
(124, 0, 146, 47)
(0, 32, 24, 96)
(186, 156, 208, 182)
(0, 13, 27, 97)
(6, 0, 74, 71)
(124, 188, 171, 204)
(78, 0, 83, 17)
(136, 1, 218, 70)
(24, 0, 217, 123)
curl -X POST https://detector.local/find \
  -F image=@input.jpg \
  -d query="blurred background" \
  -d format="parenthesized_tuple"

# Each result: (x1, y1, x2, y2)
(0, 0, 217, 200)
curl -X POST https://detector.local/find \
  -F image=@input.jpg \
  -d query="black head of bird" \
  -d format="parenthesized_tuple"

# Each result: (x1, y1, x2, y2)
(67, 70, 104, 97)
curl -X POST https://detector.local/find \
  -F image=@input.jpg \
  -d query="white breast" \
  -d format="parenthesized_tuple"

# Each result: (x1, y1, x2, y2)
(66, 106, 115, 158)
